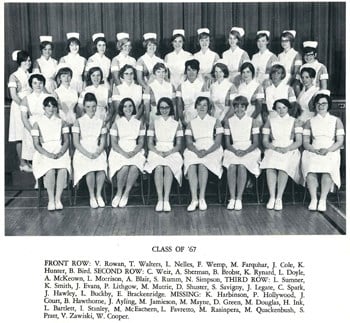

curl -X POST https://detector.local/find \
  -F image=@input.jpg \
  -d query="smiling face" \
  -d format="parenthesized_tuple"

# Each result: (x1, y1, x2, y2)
(59, 72, 72, 85)
(196, 98, 209, 116)
(281, 37, 291, 50)
(214, 66, 225, 81)
(301, 71, 313, 87)
(84, 100, 97, 117)
(315, 97, 329, 114)
(154, 67, 166, 81)
(271, 68, 284, 85)
(186, 66, 198, 82)
(90, 70, 102, 86)
(159, 101, 171, 117)
(21, 57, 32, 70)
(41, 44, 52, 59)
(304, 51, 316, 63)
(43, 102, 55, 118)
(233, 103, 247, 118)
(96, 40, 106, 54)
(199, 36, 210, 50)
(275, 101, 289, 117)
(172, 36, 184, 51)
(122, 67, 134, 83)
(69, 41, 79, 54)
(121, 41, 132, 55)
(228, 34, 238, 48)
(257, 36, 268, 51)
(32, 77, 44, 92)
(122, 100, 135, 118)
(241, 66, 253, 82)
(146, 42, 157, 55)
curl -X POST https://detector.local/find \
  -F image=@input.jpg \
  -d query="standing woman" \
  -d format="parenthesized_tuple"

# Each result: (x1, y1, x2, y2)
(223, 96, 261, 210)
(33, 36, 58, 94)
(59, 33, 86, 94)
(183, 96, 224, 211)
(72, 93, 108, 208)
(136, 33, 164, 90)
(111, 33, 136, 86)
(222, 27, 250, 87)
(108, 98, 146, 208)
(144, 98, 183, 212)
(277, 30, 302, 86)
(296, 67, 319, 123)
(86, 33, 111, 89)
(251, 30, 278, 86)
(20, 74, 50, 163)
(301, 91, 344, 212)
(210, 61, 237, 122)
(164, 29, 192, 89)
(8, 50, 32, 171)
(193, 28, 220, 88)
(176, 59, 206, 127)
(260, 99, 303, 210)
(31, 97, 71, 211)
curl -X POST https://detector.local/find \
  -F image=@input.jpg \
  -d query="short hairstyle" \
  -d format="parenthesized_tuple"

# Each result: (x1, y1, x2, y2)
(93, 37, 107, 52)
(194, 96, 211, 112)
(303, 47, 317, 55)
(171, 33, 185, 43)
(56, 67, 73, 84)
(198, 32, 210, 41)
(29, 73, 46, 88)
(269, 64, 286, 80)
(66, 37, 80, 52)
(211, 62, 229, 79)
(240, 61, 255, 78)
(119, 64, 137, 81)
(40, 41, 53, 52)
(43, 96, 58, 108)
(83, 92, 97, 106)
(272, 98, 292, 112)
(256, 32, 269, 42)
(143, 38, 158, 49)
(313, 93, 332, 111)
(86, 66, 104, 86)
(156, 97, 175, 116)
(184, 59, 200, 74)
(152, 62, 167, 75)
(232, 95, 249, 108)
(300, 67, 316, 79)
(117, 38, 131, 51)
(118, 97, 137, 116)
(229, 30, 242, 43)
(280, 31, 295, 46)
(16, 50, 30, 66)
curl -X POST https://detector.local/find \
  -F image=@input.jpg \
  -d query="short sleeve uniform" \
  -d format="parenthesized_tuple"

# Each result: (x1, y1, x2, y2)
(111, 53, 137, 73)
(55, 85, 79, 125)
(194, 49, 218, 80)
(210, 78, 234, 120)
(149, 79, 174, 122)
(299, 60, 328, 88)
(265, 83, 296, 118)
(79, 85, 110, 121)
(278, 48, 302, 85)
(87, 53, 111, 89)
(166, 49, 192, 88)
(222, 47, 249, 84)
(112, 82, 143, 110)
(238, 79, 264, 119)
(296, 85, 319, 122)
(34, 56, 58, 93)
(251, 49, 277, 84)
(60, 53, 86, 93)
(136, 53, 163, 84)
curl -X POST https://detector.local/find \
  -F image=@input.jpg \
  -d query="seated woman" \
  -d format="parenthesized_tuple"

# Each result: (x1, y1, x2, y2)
(31, 97, 71, 211)
(223, 96, 261, 210)
(260, 99, 303, 210)
(301, 90, 344, 212)
(183, 96, 223, 211)
(108, 98, 146, 208)
(72, 93, 108, 208)
(144, 98, 183, 212)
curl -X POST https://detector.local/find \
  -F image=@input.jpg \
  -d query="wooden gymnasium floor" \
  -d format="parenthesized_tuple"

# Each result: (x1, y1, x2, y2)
(5, 171, 346, 236)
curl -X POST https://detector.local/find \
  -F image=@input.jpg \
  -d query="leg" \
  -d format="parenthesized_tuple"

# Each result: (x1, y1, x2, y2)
(43, 170, 56, 210)
(16, 141, 25, 167)
(187, 165, 198, 201)
(198, 164, 209, 200)
(236, 165, 247, 201)
(163, 166, 173, 202)
(55, 169, 67, 208)
(115, 166, 129, 198)
(318, 173, 333, 212)
(154, 166, 164, 202)
(123, 166, 139, 198)
(306, 172, 319, 210)
(227, 164, 237, 200)
(266, 169, 277, 208)
(96, 171, 106, 198)
(276, 170, 289, 200)
(86, 172, 96, 199)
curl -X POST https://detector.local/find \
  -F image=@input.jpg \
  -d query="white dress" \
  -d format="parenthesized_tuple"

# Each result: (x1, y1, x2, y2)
(112, 82, 143, 109)
(55, 85, 79, 125)
(238, 79, 264, 118)
(8, 68, 31, 141)
(165, 49, 192, 88)
(79, 85, 110, 121)
(60, 53, 86, 93)
(177, 78, 204, 123)
(136, 53, 163, 83)
(149, 79, 174, 120)
(33, 56, 58, 93)
(87, 53, 111, 89)
(210, 78, 234, 121)
(72, 114, 107, 186)
(183, 114, 223, 178)
(260, 114, 302, 184)
(301, 113, 344, 188)
(223, 115, 261, 176)
(265, 83, 296, 118)
(144, 118, 184, 185)
(222, 47, 249, 84)
(278, 48, 302, 84)
(299, 60, 328, 88)
(193, 49, 218, 80)
(251, 49, 277, 84)
(108, 116, 146, 179)
(111, 53, 136, 73)
(21, 92, 50, 160)
(297, 85, 319, 122)
(32, 115, 71, 180)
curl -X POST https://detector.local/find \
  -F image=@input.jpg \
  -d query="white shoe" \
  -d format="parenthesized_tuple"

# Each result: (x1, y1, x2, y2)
(199, 199, 207, 211)
(155, 201, 163, 212)
(274, 199, 283, 211)
(318, 199, 327, 212)
(227, 199, 235, 210)
(47, 201, 56, 211)
(90, 198, 98, 209)
(119, 195, 128, 208)
(55, 200, 63, 210)
(163, 201, 171, 212)
(187, 200, 198, 212)
(96, 196, 105, 208)
(235, 200, 242, 210)
(308, 199, 318, 211)
(19, 164, 32, 173)
(111, 195, 121, 208)
(266, 198, 275, 210)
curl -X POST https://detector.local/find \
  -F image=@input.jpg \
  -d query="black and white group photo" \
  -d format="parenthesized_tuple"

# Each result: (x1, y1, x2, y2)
(4, 2, 346, 236)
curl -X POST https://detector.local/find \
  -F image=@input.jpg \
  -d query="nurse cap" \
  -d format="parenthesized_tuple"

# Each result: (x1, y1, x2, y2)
(173, 29, 185, 37)
(270, 61, 284, 68)
(92, 33, 105, 42)
(86, 62, 100, 72)
(316, 89, 330, 96)
(116, 32, 129, 41)
(198, 91, 210, 98)
(66, 32, 79, 40)
(40, 35, 52, 43)
(12, 50, 21, 61)
(231, 27, 245, 38)
(143, 33, 157, 40)
(55, 63, 71, 74)
(197, 28, 210, 35)
(257, 30, 270, 37)
(303, 41, 318, 48)
(282, 30, 296, 38)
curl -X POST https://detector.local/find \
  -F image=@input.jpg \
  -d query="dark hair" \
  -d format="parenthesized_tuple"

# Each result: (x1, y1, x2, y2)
(303, 47, 317, 55)
(17, 50, 30, 66)
(269, 64, 286, 80)
(40, 41, 53, 52)
(272, 98, 292, 111)
(229, 30, 242, 43)
(280, 31, 295, 46)
(56, 67, 73, 84)
(184, 59, 200, 74)
(313, 93, 332, 111)
(118, 97, 136, 116)
(194, 96, 210, 112)
(43, 96, 58, 108)
(211, 62, 229, 79)
(198, 32, 210, 42)
(171, 33, 185, 43)
(29, 73, 46, 88)
(300, 67, 316, 79)
(256, 32, 269, 42)
(232, 95, 249, 108)
(143, 38, 158, 49)
(66, 38, 80, 52)
(117, 38, 131, 51)
(240, 61, 255, 78)
(156, 97, 175, 116)
(83, 92, 97, 106)
(152, 62, 167, 75)
(86, 66, 104, 86)
(119, 64, 137, 81)
(93, 37, 107, 52)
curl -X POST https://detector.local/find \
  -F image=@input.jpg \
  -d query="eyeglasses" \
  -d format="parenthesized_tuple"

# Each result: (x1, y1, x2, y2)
(316, 102, 328, 107)
(304, 53, 315, 57)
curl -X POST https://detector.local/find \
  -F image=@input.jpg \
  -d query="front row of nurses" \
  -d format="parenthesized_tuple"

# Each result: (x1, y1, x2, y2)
(31, 91, 344, 213)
